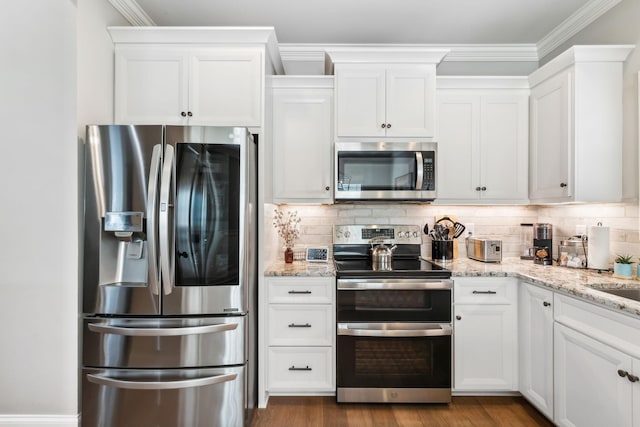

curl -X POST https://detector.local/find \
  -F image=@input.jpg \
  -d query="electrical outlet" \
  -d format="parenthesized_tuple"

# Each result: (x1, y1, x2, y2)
(466, 223, 475, 237)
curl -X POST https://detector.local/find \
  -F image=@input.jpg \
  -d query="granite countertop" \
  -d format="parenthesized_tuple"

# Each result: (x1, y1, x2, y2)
(264, 260, 336, 277)
(436, 257, 640, 318)
(264, 256, 640, 318)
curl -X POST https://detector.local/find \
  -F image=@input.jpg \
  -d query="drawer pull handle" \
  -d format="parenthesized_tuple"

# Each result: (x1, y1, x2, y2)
(288, 290, 312, 294)
(289, 365, 312, 371)
(288, 323, 312, 328)
(472, 290, 497, 294)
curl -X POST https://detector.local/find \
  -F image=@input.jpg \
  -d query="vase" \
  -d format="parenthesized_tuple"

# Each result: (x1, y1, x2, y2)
(613, 262, 633, 279)
(284, 247, 294, 263)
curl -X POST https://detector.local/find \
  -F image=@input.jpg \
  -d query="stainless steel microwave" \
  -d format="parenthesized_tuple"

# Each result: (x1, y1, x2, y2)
(335, 142, 437, 202)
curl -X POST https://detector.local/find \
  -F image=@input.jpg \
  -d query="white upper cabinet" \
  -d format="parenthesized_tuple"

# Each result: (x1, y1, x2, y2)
(528, 45, 634, 203)
(327, 49, 448, 141)
(109, 27, 284, 127)
(269, 77, 334, 204)
(436, 77, 529, 204)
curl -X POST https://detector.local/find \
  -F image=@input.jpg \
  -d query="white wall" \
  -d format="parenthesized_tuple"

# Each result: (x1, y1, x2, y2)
(0, 0, 78, 423)
(0, 1, 126, 425)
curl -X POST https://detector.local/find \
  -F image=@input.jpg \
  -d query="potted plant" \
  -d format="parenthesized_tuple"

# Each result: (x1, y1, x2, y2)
(613, 254, 634, 279)
(273, 208, 301, 263)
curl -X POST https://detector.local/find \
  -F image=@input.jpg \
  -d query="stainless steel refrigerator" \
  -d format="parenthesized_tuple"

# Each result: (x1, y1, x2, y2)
(81, 125, 257, 427)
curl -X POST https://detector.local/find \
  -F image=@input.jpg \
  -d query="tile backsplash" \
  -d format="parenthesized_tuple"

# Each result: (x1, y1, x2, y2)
(265, 202, 640, 268)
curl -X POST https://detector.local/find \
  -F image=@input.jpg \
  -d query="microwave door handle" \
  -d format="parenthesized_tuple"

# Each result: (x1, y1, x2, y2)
(415, 151, 424, 190)
(159, 144, 175, 295)
(146, 144, 162, 296)
(86, 373, 237, 390)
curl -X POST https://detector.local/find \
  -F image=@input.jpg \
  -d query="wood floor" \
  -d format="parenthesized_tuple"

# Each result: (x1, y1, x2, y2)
(250, 396, 554, 427)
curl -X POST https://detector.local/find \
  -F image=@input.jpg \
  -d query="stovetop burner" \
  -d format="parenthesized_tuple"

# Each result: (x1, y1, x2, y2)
(333, 224, 451, 279)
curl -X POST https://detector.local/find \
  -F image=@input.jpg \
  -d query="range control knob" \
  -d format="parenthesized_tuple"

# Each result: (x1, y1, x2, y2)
(413, 231, 419, 238)
(344, 231, 351, 238)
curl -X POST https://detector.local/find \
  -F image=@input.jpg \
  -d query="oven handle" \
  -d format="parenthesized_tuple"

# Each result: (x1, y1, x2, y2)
(337, 278, 452, 290)
(337, 323, 452, 337)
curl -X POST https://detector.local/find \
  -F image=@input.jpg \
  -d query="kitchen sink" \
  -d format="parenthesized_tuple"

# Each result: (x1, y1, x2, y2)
(597, 288, 640, 302)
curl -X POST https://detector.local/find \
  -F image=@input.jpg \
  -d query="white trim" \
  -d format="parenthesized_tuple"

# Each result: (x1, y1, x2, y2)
(537, 0, 623, 59)
(436, 76, 530, 90)
(108, 0, 155, 26)
(0, 414, 78, 426)
(268, 75, 334, 89)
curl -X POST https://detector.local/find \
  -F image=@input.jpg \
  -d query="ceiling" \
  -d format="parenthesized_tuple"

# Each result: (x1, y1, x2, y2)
(111, 0, 620, 59)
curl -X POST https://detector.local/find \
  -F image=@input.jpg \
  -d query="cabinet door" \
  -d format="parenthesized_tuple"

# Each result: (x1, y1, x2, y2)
(272, 88, 333, 203)
(114, 46, 189, 125)
(529, 71, 571, 201)
(436, 94, 481, 200)
(518, 283, 554, 420)
(454, 304, 517, 391)
(554, 323, 633, 427)
(480, 95, 528, 201)
(385, 65, 436, 137)
(189, 49, 262, 126)
(335, 66, 386, 137)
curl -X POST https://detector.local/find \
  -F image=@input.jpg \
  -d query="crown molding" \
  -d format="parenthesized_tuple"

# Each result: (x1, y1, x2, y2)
(279, 43, 538, 64)
(537, 0, 623, 59)
(108, 0, 155, 26)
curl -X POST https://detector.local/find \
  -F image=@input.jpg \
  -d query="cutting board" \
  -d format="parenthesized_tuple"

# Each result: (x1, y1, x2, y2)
(434, 214, 458, 259)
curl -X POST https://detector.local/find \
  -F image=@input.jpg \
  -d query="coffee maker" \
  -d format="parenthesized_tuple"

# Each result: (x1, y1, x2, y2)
(533, 223, 553, 265)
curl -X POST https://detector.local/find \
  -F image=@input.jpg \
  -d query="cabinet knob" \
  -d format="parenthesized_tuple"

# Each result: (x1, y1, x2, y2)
(560, 182, 568, 188)
(475, 187, 481, 191)
(618, 369, 629, 378)
(187, 111, 193, 117)
(456, 315, 462, 320)
(387, 123, 391, 129)
(481, 186, 487, 191)
(381, 123, 387, 128)
(628, 374, 639, 383)
(325, 186, 330, 191)
(181, 112, 187, 117)
(543, 301, 551, 307)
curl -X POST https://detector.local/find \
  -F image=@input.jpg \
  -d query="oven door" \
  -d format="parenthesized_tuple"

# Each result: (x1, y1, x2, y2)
(335, 142, 436, 201)
(336, 322, 452, 403)
(336, 278, 452, 323)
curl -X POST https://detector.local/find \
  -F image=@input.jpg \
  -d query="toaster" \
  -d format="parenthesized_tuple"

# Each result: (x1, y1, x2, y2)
(466, 237, 502, 263)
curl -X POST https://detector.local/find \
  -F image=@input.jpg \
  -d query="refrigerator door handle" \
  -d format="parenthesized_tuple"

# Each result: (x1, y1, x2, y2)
(146, 144, 163, 296)
(88, 322, 239, 337)
(159, 144, 175, 295)
(86, 372, 237, 390)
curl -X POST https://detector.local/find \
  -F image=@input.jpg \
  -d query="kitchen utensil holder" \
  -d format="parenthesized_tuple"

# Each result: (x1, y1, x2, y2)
(432, 240, 453, 261)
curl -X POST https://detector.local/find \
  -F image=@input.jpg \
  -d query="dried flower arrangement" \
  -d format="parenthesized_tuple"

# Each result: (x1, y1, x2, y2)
(273, 208, 301, 249)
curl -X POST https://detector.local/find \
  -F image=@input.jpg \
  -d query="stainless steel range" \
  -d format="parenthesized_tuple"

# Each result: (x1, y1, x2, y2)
(333, 224, 453, 404)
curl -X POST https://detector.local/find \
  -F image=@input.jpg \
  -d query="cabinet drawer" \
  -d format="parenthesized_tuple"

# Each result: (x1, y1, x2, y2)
(267, 346, 334, 392)
(267, 277, 334, 304)
(268, 304, 333, 346)
(454, 277, 516, 305)
(554, 294, 640, 359)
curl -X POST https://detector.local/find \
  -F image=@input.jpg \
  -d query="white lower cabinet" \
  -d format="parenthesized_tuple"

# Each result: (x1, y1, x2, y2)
(453, 277, 518, 392)
(554, 323, 633, 427)
(553, 293, 640, 427)
(518, 282, 554, 419)
(265, 277, 335, 395)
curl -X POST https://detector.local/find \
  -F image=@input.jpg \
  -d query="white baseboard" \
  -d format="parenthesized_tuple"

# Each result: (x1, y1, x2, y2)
(0, 414, 78, 427)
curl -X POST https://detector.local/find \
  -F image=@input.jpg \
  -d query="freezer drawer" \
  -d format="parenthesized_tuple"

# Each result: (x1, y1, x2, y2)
(81, 366, 245, 427)
(83, 316, 245, 368)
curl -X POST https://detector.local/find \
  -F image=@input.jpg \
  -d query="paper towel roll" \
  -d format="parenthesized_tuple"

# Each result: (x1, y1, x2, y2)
(588, 225, 610, 270)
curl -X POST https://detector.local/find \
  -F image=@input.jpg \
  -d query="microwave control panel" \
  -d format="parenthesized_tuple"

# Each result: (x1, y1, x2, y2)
(422, 152, 435, 191)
